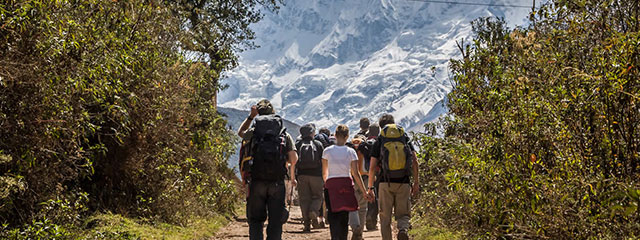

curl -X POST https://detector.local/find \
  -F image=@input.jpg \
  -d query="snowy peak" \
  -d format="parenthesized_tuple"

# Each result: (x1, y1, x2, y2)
(219, 0, 531, 131)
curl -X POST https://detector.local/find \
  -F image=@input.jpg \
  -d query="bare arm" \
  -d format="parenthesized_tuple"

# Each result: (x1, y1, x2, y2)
(237, 105, 258, 138)
(357, 151, 366, 176)
(367, 157, 378, 188)
(322, 158, 329, 182)
(366, 157, 378, 199)
(288, 150, 298, 186)
(351, 161, 367, 194)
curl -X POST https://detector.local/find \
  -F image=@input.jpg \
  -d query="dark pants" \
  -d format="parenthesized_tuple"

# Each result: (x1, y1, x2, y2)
(247, 180, 286, 240)
(364, 175, 379, 229)
(325, 188, 349, 240)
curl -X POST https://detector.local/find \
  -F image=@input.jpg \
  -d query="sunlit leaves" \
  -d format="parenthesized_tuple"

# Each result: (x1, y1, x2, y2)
(416, 0, 640, 238)
(1, 0, 270, 229)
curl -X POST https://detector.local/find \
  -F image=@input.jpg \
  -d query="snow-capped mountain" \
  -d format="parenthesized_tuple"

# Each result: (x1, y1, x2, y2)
(218, 0, 533, 131)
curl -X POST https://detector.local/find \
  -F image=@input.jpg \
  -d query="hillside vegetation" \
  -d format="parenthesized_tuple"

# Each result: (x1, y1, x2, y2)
(0, 0, 277, 238)
(414, 0, 640, 239)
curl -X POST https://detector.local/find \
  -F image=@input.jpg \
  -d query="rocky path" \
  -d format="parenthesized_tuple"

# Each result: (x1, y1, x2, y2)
(213, 205, 385, 239)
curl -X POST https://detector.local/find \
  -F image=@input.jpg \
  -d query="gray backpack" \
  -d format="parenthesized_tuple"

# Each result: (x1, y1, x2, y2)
(295, 139, 322, 170)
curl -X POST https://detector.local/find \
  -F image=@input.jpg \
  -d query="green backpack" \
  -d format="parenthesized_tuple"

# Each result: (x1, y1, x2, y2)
(379, 124, 412, 179)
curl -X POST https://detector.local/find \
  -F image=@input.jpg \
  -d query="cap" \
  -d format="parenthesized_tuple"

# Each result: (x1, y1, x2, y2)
(256, 99, 275, 115)
(352, 135, 365, 145)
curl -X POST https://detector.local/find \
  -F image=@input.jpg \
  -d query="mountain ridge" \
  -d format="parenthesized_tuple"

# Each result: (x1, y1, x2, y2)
(218, 0, 532, 131)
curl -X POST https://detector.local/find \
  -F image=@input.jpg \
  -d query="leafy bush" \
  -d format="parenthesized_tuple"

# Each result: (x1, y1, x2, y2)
(0, 0, 276, 232)
(414, 1, 640, 239)
(1, 219, 72, 240)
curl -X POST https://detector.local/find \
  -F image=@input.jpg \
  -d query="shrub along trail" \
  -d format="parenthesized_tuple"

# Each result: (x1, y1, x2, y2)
(212, 204, 385, 239)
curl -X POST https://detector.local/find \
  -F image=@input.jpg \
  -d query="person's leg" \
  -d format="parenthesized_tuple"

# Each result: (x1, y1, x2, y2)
(309, 175, 324, 228)
(325, 188, 338, 239)
(378, 183, 394, 240)
(297, 175, 312, 230)
(247, 181, 268, 240)
(325, 187, 349, 240)
(328, 210, 349, 240)
(351, 186, 367, 240)
(365, 176, 378, 230)
(318, 197, 326, 227)
(394, 183, 412, 240)
(336, 211, 349, 240)
(265, 181, 286, 240)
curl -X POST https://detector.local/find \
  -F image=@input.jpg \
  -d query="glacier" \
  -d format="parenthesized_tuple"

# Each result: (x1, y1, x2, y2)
(218, 0, 534, 132)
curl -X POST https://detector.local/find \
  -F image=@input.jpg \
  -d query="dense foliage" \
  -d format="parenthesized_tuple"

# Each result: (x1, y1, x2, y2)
(415, 0, 640, 239)
(0, 0, 276, 237)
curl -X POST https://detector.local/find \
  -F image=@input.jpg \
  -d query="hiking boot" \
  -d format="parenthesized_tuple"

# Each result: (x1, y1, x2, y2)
(397, 230, 409, 240)
(302, 223, 311, 233)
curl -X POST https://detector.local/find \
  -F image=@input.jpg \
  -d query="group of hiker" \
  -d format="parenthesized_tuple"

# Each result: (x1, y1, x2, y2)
(237, 99, 419, 240)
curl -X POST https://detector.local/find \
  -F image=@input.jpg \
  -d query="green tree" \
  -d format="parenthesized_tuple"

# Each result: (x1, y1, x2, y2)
(414, 0, 640, 239)
(0, 0, 278, 233)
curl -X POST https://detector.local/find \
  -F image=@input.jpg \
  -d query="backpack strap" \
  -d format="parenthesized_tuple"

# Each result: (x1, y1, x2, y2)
(313, 139, 324, 162)
(295, 139, 303, 155)
(377, 136, 390, 182)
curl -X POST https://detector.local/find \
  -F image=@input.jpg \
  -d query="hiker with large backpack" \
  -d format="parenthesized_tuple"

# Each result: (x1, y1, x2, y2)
(366, 114, 419, 240)
(295, 123, 325, 232)
(237, 99, 298, 240)
(357, 123, 381, 231)
(322, 125, 372, 240)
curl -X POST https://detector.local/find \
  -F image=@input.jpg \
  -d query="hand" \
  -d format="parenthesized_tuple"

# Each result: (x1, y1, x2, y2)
(250, 105, 258, 118)
(367, 188, 376, 202)
(411, 182, 419, 196)
(364, 192, 373, 202)
(291, 179, 297, 187)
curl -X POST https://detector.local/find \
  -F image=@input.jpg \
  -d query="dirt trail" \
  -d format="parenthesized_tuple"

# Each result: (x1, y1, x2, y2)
(213, 204, 385, 239)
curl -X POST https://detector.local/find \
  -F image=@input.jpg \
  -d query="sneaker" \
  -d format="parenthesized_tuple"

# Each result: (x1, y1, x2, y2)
(397, 230, 409, 240)
(317, 218, 326, 228)
(311, 218, 317, 227)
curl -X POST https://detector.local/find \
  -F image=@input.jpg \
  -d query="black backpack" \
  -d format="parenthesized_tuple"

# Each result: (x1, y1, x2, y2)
(314, 133, 331, 148)
(295, 139, 322, 170)
(250, 115, 288, 181)
(358, 138, 376, 172)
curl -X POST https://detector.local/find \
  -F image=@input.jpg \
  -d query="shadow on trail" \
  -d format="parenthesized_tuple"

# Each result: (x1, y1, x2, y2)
(224, 234, 250, 237)
(233, 216, 248, 223)
(284, 230, 324, 234)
